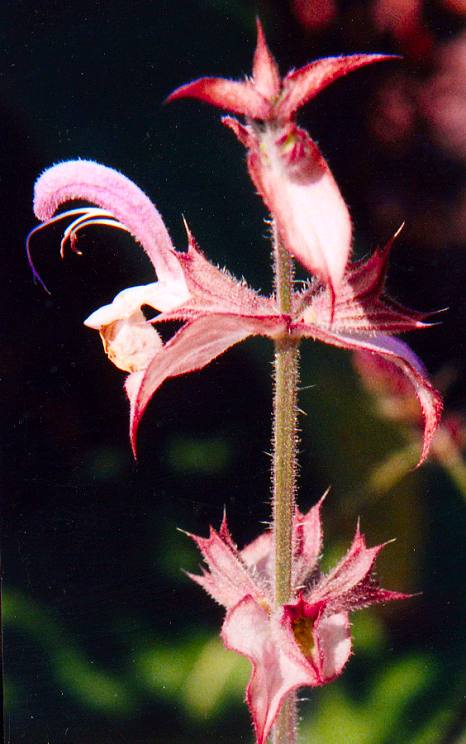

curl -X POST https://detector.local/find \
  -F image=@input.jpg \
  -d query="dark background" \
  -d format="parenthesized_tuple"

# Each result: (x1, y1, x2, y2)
(2, 1, 465, 742)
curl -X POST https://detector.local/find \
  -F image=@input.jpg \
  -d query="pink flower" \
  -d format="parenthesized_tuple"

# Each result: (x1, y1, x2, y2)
(353, 349, 424, 426)
(187, 498, 409, 744)
(168, 21, 394, 292)
(31, 161, 442, 462)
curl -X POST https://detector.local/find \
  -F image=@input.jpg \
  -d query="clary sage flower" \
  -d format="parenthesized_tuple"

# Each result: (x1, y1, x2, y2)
(30, 160, 441, 461)
(186, 497, 409, 744)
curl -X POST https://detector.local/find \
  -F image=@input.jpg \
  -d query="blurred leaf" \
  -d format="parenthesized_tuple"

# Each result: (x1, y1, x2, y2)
(80, 444, 129, 483)
(4, 589, 134, 715)
(368, 443, 420, 494)
(351, 611, 386, 656)
(181, 636, 248, 718)
(301, 655, 437, 744)
(134, 632, 248, 719)
(369, 655, 436, 734)
(54, 648, 132, 714)
(134, 633, 208, 699)
(166, 435, 233, 476)
(3, 678, 22, 710)
(300, 685, 374, 744)
(410, 710, 457, 744)
(300, 346, 404, 492)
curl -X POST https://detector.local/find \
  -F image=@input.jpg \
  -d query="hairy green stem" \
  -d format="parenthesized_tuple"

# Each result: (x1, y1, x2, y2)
(272, 694, 298, 744)
(273, 334, 300, 605)
(271, 225, 300, 744)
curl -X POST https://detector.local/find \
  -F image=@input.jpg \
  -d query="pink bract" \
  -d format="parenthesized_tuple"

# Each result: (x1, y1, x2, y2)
(32, 160, 442, 463)
(187, 499, 409, 744)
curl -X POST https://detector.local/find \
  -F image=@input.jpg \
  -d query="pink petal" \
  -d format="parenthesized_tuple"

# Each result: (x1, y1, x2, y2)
(252, 19, 281, 101)
(293, 498, 324, 588)
(166, 77, 270, 119)
(282, 597, 351, 684)
(313, 611, 352, 681)
(221, 115, 252, 147)
(187, 526, 265, 609)
(95, 309, 162, 374)
(247, 126, 352, 289)
(328, 229, 428, 331)
(353, 349, 421, 407)
(222, 596, 311, 744)
(296, 326, 442, 465)
(84, 282, 189, 329)
(278, 54, 396, 119)
(33, 160, 184, 286)
(127, 314, 277, 455)
(240, 531, 273, 580)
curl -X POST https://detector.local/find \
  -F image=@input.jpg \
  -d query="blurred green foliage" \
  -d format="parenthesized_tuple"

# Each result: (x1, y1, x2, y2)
(4, 591, 135, 715)
(166, 436, 233, 476)
(300, 655, 436, 744)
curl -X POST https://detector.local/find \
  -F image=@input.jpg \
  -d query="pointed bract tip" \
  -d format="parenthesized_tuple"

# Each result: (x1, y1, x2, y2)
(253, 17, 272, 66)
(297, 488, 329, 519)
(181, 219, 201, 255)
(176, 526, 197, 540)
(128, 387, 143, 461)
(220, 509, 229, 536)
(393, 221, 405, 240)
(379, 222, 405, 255)
(255, 16, 265, 42)
(181, 214, 193, 243)
(130, 431, 138, 461)
(252, 17, 280, 101)
(320, 486, 331, 503)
